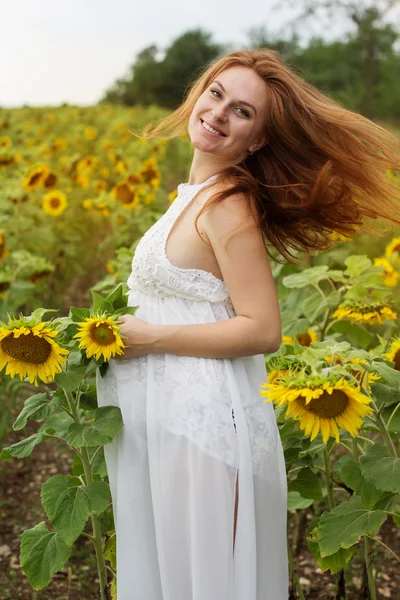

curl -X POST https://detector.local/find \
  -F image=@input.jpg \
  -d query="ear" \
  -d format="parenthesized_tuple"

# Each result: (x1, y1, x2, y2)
(256, 134, 269, 150)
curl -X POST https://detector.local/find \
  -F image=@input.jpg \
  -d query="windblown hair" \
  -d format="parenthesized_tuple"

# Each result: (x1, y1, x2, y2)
(135, 48, 400, 263)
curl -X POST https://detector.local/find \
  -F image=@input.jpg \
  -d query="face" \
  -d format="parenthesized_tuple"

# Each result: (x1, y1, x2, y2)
(187, 65, 269, 164)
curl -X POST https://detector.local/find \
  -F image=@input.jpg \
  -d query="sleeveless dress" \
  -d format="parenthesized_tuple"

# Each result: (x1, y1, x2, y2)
(96, 174, 288, 600)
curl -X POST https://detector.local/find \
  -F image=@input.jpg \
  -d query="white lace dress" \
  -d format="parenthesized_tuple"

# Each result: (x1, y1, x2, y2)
(96, 174, 288, 600)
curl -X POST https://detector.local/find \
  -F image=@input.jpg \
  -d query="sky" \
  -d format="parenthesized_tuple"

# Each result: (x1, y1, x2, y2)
(0, 0, 370, 108)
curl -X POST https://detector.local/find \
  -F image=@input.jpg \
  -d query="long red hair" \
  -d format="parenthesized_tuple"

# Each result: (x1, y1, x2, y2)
(134, 48, 400, 262)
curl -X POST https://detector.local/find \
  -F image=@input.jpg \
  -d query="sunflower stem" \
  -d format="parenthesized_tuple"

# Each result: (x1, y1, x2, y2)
(371, 401, 397, 458)
(364, 536, 377, 600)
(387, 401, 400, 431)
(323, 448, 335, 510)
(64, 390, 108, 599)
(351, 437, 359, 461)
(372, 536, 400, 562)
(287, 542, 306, 600)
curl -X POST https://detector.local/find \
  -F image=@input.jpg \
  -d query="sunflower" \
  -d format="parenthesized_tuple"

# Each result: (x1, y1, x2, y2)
(0, 321, 69, 386)
(168, 189, 178, 204)
(385, 338, 400, 371)
(111, 183, 140, 209)
(74, 315, 125, 361)
(43, 172, 58, 188)
(385, 237, 400, 261)
(373, 257, 399, 287)
(0, 234, 8, 260)
(282, 329, 319, 347)
(22, 165, 49, 189)
(333, 301, 397, 325)
(0, 136, 12, 149)
(42, 190, 68, 216)
(138, 157, 160, 189)
(50, 138, 68, 153)
(260, 377, 373, 443)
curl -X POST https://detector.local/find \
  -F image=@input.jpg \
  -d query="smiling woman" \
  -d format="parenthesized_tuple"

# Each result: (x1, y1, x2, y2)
(96, 47, 400, 600)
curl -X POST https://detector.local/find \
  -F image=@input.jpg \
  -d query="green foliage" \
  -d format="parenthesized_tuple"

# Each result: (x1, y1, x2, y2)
(20, 522, 72, 590)
(316, 496, 387, 556)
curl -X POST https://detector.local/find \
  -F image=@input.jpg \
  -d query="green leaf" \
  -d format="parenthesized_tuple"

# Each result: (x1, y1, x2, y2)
(360, 444, 400, 493)
(105, 284, 128, 310)
(302, 292, 327, 324)
(287, 491, 314, 510)
(316, 495, 386, 556)
(69, 306, 91, 323)
(104, 532, 116, 570)
(289, 468, 323, 500)
(55, 365, 87, 392)
(308, 534, 355, 574)
(41, 476, 110, 545)
(340, 460, 382, 509)
(90, 289, 113, 315)
(329, 320, 375, 348)
(66, 406, 123, 447)
(86, 481, 110, 515)
(0, 432, 45, 461)
(344, 255, 372, 278)
(20, 522, 71, 590)
(371, 383, 400, 408)
(371, 362, 400, 390)
(382, 405, 400, 432)
(41, 476, 90, 545)
(283, 266, 329, 289)
(13, 393, 64, 431)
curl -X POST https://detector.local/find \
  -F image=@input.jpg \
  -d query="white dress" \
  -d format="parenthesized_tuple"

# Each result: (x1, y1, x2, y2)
(96, 174, 288, 600)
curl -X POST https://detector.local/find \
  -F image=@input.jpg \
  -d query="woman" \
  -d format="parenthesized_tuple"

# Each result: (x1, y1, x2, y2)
(96, 49, 400, 600)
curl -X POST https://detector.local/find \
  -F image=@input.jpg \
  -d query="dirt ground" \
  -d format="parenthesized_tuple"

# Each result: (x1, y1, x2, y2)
(0, 416, 398, 600)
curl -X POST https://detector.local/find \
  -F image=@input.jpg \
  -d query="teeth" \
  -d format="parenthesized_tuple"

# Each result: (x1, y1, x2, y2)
(202, 120, 223, 136)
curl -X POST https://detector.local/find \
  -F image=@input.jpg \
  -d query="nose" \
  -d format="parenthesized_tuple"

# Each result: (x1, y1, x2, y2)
(211, 108, 227, 122)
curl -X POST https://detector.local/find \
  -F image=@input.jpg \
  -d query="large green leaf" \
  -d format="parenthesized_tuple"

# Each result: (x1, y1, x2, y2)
(308, 534, 355, 574)
(371, 362, 400, 390)
(41, 475, 110, 545)
(302, 292, 328, 324)
(316, 495, 386, 556)
(0, 431, 45, 461)
(66, 406, 123, 447)
(13, 393, 64, 431)
(55, 365, 87, 392)
(20, 522, 71, 590)
(287, 491, 314, 510)
(344, 255, 371, 278)
(91, 289, 113, 315)
(282, 266, 329, 289)
(340, 459, 382, 509)
(371, 383, 400, 408)
(329, 320, 375, 348)
(289, 468, 323, 501)
(360, 444, 400, 493)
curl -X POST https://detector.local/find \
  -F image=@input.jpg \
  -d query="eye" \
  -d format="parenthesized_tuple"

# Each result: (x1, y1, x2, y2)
(237, 107, 250, 118)
(210, 89, 221, 98)
(210, 89, 250, 118)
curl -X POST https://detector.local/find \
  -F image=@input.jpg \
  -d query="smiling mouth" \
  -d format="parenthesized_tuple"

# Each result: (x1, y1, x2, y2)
(200, 119, 227, 137)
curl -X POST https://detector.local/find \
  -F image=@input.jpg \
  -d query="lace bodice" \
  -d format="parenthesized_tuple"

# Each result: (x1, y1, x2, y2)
(127, 174, 234, 309)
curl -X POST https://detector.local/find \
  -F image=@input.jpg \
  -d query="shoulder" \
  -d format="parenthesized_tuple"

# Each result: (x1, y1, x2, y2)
(201, 182, 259, 243)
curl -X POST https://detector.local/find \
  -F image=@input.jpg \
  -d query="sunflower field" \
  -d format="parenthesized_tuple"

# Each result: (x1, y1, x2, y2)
(0, 106, 399, 600)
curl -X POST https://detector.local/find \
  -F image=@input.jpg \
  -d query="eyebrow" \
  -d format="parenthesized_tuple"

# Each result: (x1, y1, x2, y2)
(213, 80, 258, 115)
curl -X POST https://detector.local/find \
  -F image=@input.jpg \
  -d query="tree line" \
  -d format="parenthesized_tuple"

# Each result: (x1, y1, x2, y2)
(100, 1, 400, 120)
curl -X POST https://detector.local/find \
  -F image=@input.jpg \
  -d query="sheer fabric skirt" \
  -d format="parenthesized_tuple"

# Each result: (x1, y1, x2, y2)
(96, 291, 288, 600)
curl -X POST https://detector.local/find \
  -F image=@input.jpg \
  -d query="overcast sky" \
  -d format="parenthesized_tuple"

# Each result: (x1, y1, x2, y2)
(0, 0, 365, 108)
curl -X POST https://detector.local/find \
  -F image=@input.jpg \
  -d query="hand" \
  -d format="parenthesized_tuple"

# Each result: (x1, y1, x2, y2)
(114, 314, 158, 358)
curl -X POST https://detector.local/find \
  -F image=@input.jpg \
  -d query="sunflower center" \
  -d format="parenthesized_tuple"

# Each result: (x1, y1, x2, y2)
(295, 332, 311, 346)
(90, 323, 116, 346)
(50, 197, 61, 208)
(393, 349, 400, 371)
(296, 388, 349, 418)
(2, 331, 52, 364)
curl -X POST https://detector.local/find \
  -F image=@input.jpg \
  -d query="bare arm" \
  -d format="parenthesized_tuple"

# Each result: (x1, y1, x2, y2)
(151, 192, 282, 359)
